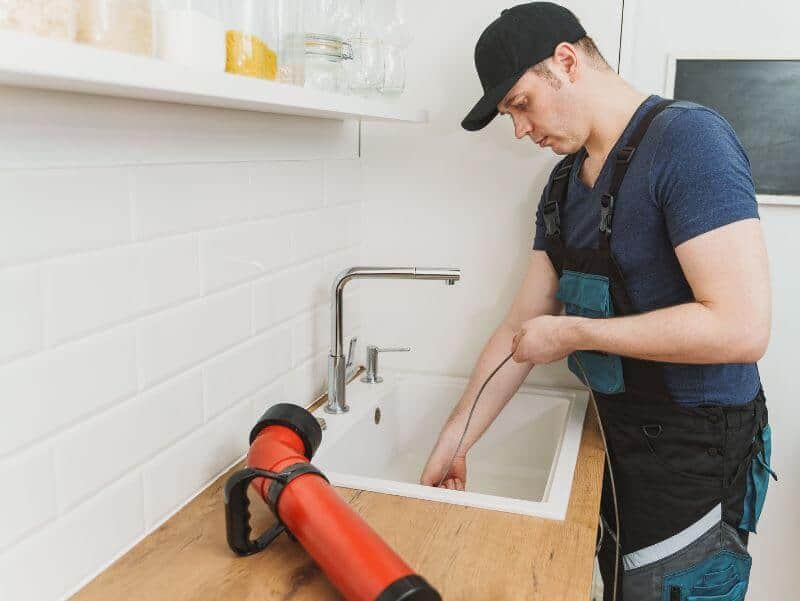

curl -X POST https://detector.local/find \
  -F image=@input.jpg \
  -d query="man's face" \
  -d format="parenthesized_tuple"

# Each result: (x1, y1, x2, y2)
(496, 65, 586, 155)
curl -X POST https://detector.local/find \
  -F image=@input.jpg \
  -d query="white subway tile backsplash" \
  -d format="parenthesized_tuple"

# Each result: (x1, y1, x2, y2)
(324, 159, 363, 207)
(253, 259, 326, 332)
(131, 163, 257, 240)
(203, 327, 292, 421)
(250, 375, 288, 424)
(292, 306, 330, 367)
(42, 236, 202, 346)
(0, 168, 131, 267)
(0, 327, 137, 457)
(284, 350, 331, 404)
(200, 219, 292, 292)
(0, 471, 143, 601)
(0, 89, 364, 601)
(137, 287, 251, 388)
(0, 446, 57, 550)
(0, 265, 42, 363)
(43, 246, 141, 345)
(140, 235, 202, 311)
(54, 373, 204, 511)
(249, 160, 324, 217)
(291, 206, 352, 263)
(141, 398, 252, 529)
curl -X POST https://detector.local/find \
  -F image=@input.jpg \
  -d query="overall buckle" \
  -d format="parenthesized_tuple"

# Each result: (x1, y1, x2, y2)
(599, 193, 614, 233)
(543, 202, 560, 236)
(616, 146, 636, 164)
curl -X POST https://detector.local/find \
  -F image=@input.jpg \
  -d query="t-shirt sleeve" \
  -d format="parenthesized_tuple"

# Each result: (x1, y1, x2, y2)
(652, 108, 759, 248)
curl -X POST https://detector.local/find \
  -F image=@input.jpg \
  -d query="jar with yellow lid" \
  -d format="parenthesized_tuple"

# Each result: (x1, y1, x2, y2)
(222, 0, 278, 80)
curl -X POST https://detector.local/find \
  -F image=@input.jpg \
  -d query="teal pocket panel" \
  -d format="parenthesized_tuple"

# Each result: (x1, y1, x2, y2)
(568, 350, 625, 394)
(739, 423, 778, 533)
(662, 550, 751, 601)
(556, 270, 613, 317)
(556, 270, 625, 394)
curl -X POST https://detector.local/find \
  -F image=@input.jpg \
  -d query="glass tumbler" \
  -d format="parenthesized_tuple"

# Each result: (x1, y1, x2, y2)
(379, 43, 405, 95)
(345, 34, 383, 96)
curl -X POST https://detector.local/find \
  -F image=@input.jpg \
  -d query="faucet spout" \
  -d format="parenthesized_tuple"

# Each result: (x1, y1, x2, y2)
(325, 266, 461, 414)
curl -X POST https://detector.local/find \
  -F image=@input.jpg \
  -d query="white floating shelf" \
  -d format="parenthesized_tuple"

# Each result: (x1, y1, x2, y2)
(0, 30, 428, 123)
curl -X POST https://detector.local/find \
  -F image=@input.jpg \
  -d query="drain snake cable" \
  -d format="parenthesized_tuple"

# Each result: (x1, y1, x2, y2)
(435, 350, 620, 601)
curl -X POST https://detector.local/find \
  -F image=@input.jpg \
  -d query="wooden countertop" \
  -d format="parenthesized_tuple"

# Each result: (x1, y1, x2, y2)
(71, 373, 605, 601)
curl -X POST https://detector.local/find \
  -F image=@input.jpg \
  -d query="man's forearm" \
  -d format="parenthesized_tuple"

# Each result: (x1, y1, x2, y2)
(442, 322, 533, 451)
(565, 301, 767, 364)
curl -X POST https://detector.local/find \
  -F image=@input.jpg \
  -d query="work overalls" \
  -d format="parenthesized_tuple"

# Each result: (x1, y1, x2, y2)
(542, 99, 777, 601)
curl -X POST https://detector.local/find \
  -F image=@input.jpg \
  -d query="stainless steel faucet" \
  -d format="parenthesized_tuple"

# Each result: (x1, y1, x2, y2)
(325, 266, 461, 414)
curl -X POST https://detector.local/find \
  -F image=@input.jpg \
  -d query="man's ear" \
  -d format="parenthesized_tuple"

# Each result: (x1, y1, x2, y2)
(552, 42, 578, 82)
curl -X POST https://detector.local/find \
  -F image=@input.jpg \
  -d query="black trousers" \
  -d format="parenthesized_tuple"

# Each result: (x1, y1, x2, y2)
(595, 389, 766, 600)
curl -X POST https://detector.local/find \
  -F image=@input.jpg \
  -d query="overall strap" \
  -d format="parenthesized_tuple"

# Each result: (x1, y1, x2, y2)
(599, 98, 675, 250)
(542, 153, 577, 240)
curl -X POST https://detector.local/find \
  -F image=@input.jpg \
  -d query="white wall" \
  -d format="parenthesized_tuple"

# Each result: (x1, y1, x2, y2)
(620, 2, 800, 597)
(0, 87, 364, 600)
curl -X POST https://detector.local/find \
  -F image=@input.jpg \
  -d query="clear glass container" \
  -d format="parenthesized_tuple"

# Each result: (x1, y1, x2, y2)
(223, 0, 277, 80)
(345, 34, 382, 96)
(304, 33, 351, 94)
(77, 0, 154, 56)
(276, 0, 304, 85)
(379, 43, 405, 96)
(153, 0, 225, 71)
(0, 0, 78, 41)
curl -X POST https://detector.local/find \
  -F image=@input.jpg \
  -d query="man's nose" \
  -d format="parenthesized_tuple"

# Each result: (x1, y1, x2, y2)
(514, 118, 532, 139)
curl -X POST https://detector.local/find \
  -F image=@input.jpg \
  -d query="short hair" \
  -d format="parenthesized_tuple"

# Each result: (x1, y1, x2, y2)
(529, 36, 612, 88)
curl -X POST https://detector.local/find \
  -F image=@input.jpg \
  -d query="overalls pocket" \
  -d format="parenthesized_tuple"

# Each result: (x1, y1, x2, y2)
(556, 269, 625, 394)
(663, 550, 751, 601)
(622, 514, 752, 601)
(739, 423, 778, 533)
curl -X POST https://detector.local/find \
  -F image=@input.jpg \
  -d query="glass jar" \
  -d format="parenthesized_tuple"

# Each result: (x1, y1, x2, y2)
(77, 0, 154, 56)
(378, 43, 405, 96)
(0, 0, 78, 41)
(345, 34, 383, 96)
(304, 33, 351, 94)
(223, 0, 277, 80)
(276, 0, 303, 85)
(153, 0, 225, 71)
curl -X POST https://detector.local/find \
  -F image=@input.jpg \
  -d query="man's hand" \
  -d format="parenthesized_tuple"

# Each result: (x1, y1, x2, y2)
(511, 315, 578, 364)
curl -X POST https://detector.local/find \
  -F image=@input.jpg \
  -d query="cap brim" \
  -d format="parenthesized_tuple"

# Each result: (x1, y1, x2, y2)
(461, 69, 526, 131)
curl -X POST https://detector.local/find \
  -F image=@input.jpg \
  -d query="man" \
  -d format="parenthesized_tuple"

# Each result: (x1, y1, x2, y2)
(419, 3, 776, 600)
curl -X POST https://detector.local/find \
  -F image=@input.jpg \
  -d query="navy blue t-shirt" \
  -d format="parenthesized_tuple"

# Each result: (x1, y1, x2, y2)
(532, 94, 761, 407)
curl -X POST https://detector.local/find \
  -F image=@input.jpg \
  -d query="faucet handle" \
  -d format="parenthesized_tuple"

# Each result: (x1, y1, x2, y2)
(361, 344, 411, 384)
(345, 336, 358, 368)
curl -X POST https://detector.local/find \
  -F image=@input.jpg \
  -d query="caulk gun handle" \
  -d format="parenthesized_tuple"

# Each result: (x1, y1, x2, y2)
(224, 467, 286, 556)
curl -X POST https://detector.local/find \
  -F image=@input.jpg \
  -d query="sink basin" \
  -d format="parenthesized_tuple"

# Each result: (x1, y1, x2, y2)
(311, 369, 588, 520)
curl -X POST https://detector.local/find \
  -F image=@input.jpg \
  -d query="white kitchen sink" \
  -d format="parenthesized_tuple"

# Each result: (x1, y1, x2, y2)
(310, 369, 588, 520)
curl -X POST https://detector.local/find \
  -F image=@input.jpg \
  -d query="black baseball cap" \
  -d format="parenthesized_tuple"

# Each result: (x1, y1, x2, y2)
(461, 2, 586, 131)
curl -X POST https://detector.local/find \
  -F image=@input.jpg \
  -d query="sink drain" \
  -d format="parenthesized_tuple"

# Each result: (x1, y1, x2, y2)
(374, 407, 381, 424)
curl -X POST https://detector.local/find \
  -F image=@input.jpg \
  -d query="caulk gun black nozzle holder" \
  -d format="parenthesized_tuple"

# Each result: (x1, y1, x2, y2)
(249, 402, 323, 459)
(375, 574, 442, 601)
